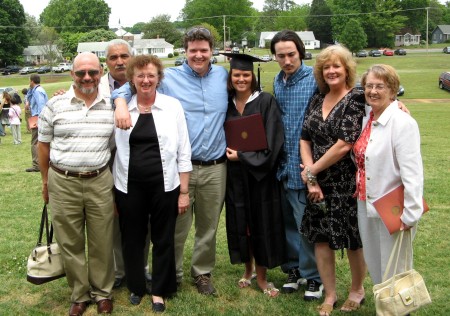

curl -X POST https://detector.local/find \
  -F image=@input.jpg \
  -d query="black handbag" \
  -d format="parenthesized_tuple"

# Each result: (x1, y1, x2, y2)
(26, 205, 65, 285)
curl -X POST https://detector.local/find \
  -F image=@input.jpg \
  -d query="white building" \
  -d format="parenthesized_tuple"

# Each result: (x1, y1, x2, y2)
(258, 31, 320, 50)
(22, 45, 63, 65)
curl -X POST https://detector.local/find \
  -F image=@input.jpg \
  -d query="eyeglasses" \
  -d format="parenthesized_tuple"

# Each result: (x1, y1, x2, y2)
(186, 27, 211, 37)
(74, 69, 100, 78)
(365, 84, 386, 91)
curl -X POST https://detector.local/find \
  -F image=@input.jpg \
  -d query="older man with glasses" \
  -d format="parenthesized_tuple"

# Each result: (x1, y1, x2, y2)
(112, 26, 228, 295)
(38, 52, 115, 315)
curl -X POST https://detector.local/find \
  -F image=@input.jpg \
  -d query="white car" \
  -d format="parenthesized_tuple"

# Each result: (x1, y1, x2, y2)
(261, 55, 272, 61)
(52, 63, 72, 73)
(19, 67, 36, 74)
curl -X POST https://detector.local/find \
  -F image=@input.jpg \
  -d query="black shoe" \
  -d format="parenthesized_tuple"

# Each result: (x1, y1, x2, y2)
(152, 302, 165, 313)
(26, 167, 40, 172)
(194, 274, 216, 295)
(304, 279, 324, 301)
(113, 277, 124, 288)
(129, 293, 142, 305)
(281, 268, 307, 293)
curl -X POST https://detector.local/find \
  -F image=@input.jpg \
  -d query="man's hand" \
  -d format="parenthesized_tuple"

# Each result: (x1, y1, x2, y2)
(115, 102, 132, 129)
(42, 183, 49, 204)
(53, 89, 66, 96)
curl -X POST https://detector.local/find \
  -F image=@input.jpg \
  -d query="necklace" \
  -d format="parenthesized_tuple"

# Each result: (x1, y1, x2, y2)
(138, 104, 151, 113)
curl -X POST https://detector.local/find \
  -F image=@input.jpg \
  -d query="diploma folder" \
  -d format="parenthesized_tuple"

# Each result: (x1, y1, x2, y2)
(372, 185, 429, 235)
(224, 113, 268, 152)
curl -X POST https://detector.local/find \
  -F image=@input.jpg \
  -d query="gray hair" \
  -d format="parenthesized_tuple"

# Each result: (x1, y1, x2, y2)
(105, 39, 133, 57)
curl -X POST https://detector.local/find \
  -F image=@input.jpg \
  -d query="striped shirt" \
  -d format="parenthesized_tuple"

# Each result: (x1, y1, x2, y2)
(38, 87, 114, 172)
(273, 63, 318, 190)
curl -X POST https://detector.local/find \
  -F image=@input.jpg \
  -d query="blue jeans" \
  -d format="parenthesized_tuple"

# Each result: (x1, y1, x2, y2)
(281, 181, 320, 282)
(0, 123, 5, 136)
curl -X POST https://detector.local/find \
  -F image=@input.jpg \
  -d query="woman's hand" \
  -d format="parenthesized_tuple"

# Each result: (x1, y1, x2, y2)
(400, 222, 412, 231)
(178, 192, 190, 215)
(226, 147, 239, 161)
(306, 182, 324, 203)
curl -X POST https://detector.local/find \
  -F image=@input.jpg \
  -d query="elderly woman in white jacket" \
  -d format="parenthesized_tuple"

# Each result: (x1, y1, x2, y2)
(353, 64, 424, 284)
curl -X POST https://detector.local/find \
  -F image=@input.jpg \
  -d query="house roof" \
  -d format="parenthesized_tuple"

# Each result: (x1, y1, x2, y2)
(77, 42, 109, 53)
(23, 45, 60, 56)
(260, 31, 317, 42)
(435, 25, 450, 34)
(133, 39, 174, 49)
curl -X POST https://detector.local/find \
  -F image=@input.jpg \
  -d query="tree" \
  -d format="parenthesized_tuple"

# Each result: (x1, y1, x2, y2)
(37, 26, 60, 65)
(58, 32, 84, 56)
(128, 22, 146, 34)
(181, 0, 254, 45)
(40, 0, 111, 33)
(307, 0, 333, 45)
(0, 0, 28, 65)
(273, 4, 309, 31)
(339, 19, 367, 54)
(24, 13, 41, 45)
(142, 15, 183, 47)
(78, 29, 117, 42)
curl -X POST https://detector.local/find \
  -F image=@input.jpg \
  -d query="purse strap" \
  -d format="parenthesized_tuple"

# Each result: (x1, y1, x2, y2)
(36, 204, 54, 247)
(382, 230, 413, 282)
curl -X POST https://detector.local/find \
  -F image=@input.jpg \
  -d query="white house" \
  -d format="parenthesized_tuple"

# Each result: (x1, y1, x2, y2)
(395, 32, 421, 46)
(77, 38, 174, 58)
(22, 45, 62, 65)
(258, 31, 320, 50)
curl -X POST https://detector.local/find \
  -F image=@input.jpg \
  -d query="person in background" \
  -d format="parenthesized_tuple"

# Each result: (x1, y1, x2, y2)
(38, 52, 115, 316)
(222, 53, 286, 297)
(1, 91, 11, 135)
(112, 26, 228, 296)
(299, 45, 366, 316)
(113, 55, 191, 312)
(270, 30, 323, 300)
(22, 88, 31, 133)
(354, 64, 424, 285)
(26, 74, 48, 172)
(8, 91, 22, 145)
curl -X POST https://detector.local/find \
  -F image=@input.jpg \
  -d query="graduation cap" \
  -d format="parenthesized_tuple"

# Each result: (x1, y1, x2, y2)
(221, 53, 267, 90)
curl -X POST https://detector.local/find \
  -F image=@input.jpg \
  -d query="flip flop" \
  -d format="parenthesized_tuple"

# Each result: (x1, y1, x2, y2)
(237, 273, 256, 288)
(263, 282, 279, 298)
(340, 297, 365, 312)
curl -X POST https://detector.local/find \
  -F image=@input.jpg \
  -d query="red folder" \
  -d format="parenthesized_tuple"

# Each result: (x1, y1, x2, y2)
(372, 185, 429, 235)
(224, 113, 268, 152)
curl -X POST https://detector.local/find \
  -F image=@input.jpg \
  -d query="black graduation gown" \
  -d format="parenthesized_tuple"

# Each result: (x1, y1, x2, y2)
(225, 92, 286, 269)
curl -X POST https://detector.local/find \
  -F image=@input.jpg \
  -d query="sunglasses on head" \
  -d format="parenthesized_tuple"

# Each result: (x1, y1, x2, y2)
(186, 27, 211, 37)
(74, 69, 100, 78)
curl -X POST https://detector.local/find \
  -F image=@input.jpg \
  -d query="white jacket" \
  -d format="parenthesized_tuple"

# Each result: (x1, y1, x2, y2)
(361, 101, 424, 227)
(113, 92, 192, 193)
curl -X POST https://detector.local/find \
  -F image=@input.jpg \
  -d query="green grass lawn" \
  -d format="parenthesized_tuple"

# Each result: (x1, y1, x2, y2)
(0, 53, 449, 315)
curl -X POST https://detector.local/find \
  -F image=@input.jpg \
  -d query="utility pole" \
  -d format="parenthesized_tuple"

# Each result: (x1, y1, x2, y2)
(426, 7, 429, 55)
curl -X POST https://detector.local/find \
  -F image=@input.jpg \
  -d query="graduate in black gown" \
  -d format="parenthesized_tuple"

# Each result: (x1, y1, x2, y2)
(222, 53, 286, 297)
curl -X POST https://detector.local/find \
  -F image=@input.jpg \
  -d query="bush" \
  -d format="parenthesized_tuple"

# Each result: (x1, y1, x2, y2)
(168, 53, 174, 58)
(174, 51, 179, 57)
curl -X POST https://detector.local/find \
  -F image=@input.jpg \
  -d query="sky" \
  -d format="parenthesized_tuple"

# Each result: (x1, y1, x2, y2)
(18, 0, 312, 28)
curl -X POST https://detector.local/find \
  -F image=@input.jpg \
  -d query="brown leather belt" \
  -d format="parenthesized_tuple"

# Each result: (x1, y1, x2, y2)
(50, 162, 108, 179)
(191, 155, 227, 166)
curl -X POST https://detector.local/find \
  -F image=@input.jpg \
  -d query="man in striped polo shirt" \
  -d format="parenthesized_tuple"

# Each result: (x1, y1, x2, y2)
(38, 52, 115, 316)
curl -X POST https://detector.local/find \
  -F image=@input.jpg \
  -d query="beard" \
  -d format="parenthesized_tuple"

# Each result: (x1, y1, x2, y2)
(75, 80, 98, 95)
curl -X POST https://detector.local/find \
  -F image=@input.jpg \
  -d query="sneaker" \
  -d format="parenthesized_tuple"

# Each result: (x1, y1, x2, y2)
(281, 268, 307, 293)
(25, 167, 40, 172)
(304, 279, 324, 301)
(194, 274, 216, 295)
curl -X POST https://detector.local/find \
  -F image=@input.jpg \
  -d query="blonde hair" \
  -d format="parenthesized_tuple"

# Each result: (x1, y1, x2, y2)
(314, 45, 356, 94)
(361, 64, 399, 99)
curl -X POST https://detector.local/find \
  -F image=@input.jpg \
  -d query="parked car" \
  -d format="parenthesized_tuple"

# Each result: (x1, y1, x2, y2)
(394, 48, 407, 55)
(52, 62, 72, 73)
(225, 47, 232, 52)
(383, 50, 394, 56)
(356, 50, 368, 57)
(212, 49, 220, 56)
(261, 55, 272, 61)
(304, 51, 312, 60)
(439, 72, 450, 91)
(355, 82, 405, 96)
(232, 47, 240, 53)
(36, 66, 52, 73)
(210, 57, 217, 64)
(0, 87, 14, 95)
(443, 47, 450, 54)
(174, 57, 186, 66)
(368, 50, 381, 57)
(19, 67, 36, 74)
(2, 65, 21, 75)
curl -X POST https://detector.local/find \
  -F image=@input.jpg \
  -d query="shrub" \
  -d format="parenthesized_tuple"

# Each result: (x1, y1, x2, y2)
(174, 51, 179, 57)
(168, 53, 174, 58)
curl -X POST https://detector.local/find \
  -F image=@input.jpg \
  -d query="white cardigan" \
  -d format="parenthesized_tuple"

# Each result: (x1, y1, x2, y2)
(113, 92, 192, 193)
(361, 101, 424, 227)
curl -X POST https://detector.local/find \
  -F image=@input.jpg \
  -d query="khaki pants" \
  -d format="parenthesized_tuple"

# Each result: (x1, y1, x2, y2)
(174, 163, 226, 280)
(48, 168, 115, 303)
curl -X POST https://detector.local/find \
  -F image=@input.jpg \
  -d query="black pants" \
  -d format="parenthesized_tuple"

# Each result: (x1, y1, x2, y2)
(115, 182, 178, 297)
